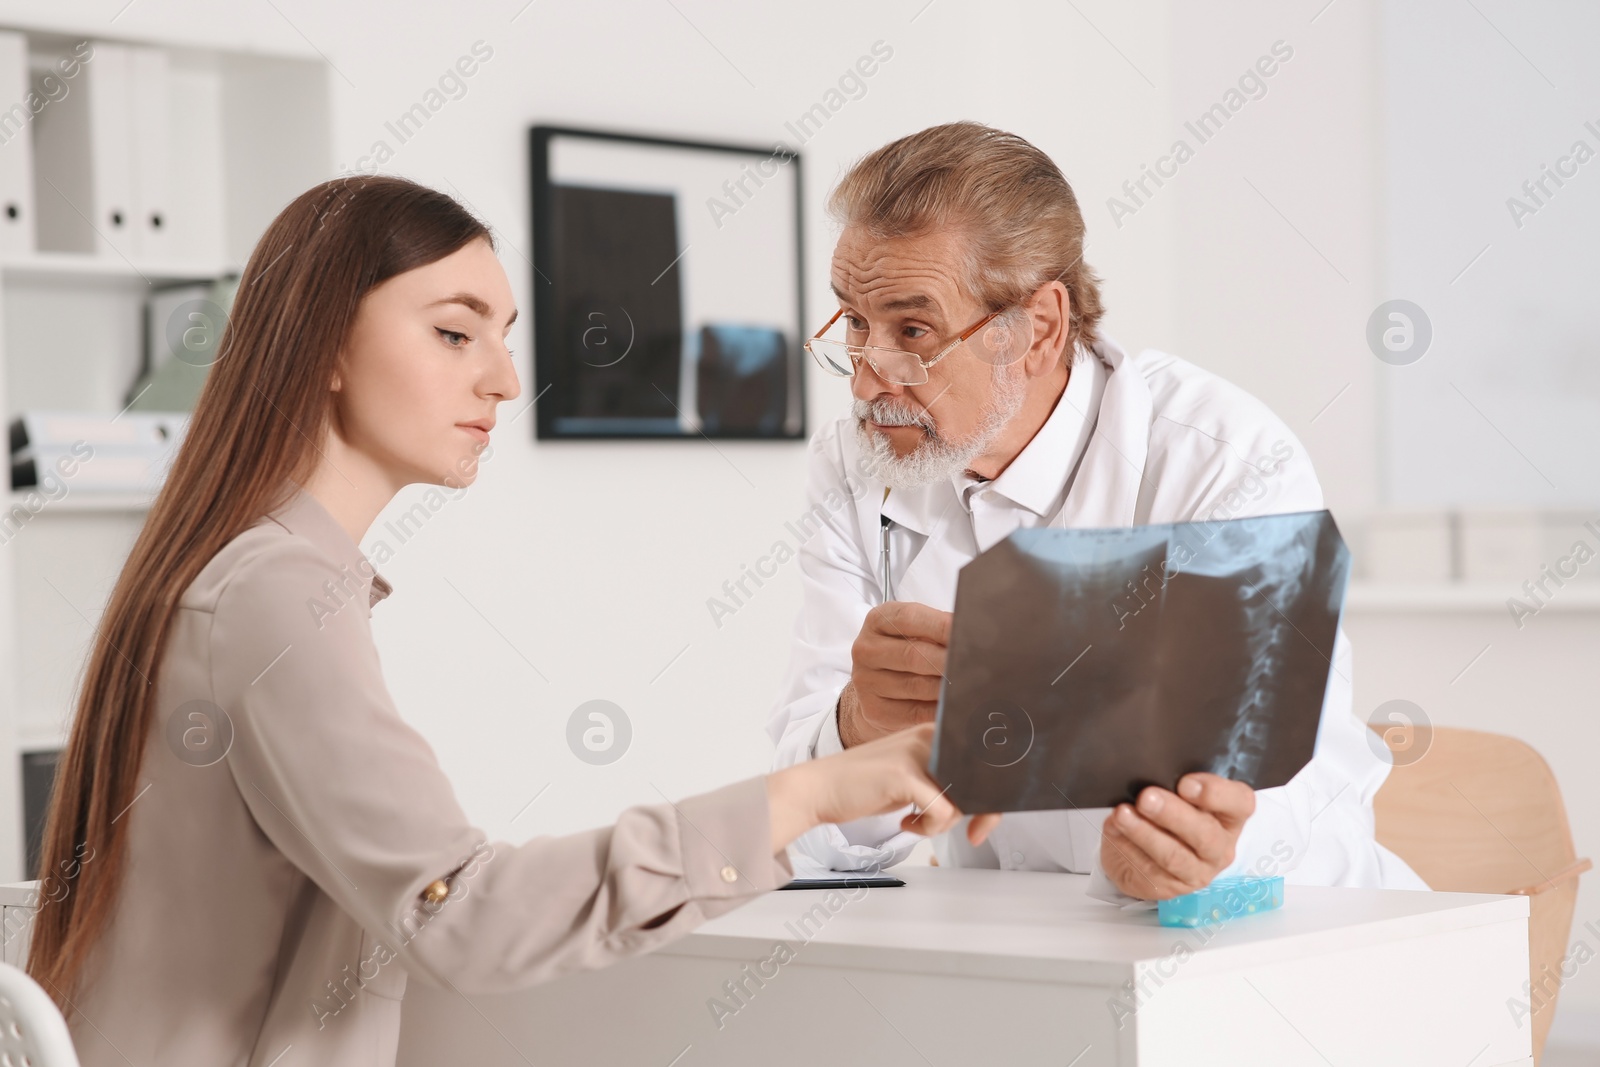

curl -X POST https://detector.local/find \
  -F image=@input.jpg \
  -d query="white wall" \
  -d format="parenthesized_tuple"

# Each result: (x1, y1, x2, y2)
(1158, 1, 1600, 1047)
(0, 0, 1170, 831)
(1166, 0, 1382, 520)
(311, 0, 1176, 843)
(4, 0, 1596, 1048)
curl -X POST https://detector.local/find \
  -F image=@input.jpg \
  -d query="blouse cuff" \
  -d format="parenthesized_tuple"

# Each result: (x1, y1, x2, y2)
(676, 774, 794, 899)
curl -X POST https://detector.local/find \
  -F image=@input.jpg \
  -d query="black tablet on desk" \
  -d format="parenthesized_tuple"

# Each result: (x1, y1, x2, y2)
(929, 510, 1349, 813)
(777, 875, 905, 891)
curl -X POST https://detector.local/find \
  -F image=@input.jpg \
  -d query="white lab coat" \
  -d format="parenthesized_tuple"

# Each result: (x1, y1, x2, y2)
(766, 333, 1430, 904)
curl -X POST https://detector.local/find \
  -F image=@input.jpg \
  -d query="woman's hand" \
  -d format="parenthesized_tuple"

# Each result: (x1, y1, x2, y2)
(766, 723, 1002, 854)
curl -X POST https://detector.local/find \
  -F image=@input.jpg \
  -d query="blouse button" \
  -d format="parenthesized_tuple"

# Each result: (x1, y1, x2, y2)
(719, 865, 739, 883)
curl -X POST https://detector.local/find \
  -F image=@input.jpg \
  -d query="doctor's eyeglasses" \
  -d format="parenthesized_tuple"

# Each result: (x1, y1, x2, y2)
(803, 305, 1034, 387)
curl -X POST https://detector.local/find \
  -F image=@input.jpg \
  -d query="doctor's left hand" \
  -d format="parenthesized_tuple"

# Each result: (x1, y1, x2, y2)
(1098, 773, 1255, 901)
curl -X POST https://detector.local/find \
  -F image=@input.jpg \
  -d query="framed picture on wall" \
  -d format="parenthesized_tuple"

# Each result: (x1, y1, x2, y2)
(529, 125, 806, 440)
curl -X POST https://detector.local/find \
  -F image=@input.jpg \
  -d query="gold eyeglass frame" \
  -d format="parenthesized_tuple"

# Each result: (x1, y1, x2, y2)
(803, 305, 1019, 387)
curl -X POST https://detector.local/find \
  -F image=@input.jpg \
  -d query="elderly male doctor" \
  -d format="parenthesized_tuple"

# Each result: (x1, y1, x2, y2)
(766, 121, 1428, 904)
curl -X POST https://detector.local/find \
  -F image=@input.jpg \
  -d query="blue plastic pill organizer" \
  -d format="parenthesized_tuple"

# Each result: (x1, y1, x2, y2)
(1157, 875, 1285, 928)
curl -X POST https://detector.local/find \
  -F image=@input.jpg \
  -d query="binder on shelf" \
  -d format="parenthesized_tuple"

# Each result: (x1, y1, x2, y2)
(32, 40, 136, 259)
(8, 410, 189, 494)
(26, 38, 222, 268)
(9, 410, 188, 454)
(163, 60, 226, 265)
(80, 41, 134, 260)
(129, 45, 172, 261)
(0, 32, 37, 257)
(10, 449, 171, 495)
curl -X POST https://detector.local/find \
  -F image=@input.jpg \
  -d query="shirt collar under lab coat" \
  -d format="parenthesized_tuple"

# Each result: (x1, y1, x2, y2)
(264, 482, 394, 608)
(955, 341, 1106, 518)
(880, 340, 1108, 535)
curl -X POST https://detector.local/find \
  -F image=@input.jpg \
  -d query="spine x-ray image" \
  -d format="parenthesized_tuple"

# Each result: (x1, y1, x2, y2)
(930, 510, 1350, 812)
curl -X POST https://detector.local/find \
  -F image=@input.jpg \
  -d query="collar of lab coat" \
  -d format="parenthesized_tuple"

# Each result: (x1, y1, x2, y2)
(264, 482, 394, 608)
(878, 332, 1144, 536)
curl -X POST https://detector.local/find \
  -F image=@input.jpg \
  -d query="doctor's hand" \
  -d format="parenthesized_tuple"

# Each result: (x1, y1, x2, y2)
(766, 723, 1001, 854)
(1098, 773, 1256, 901)
(837, 602, 953, 748)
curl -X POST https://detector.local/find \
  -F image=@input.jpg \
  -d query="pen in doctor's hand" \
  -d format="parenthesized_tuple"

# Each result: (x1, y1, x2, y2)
(879, 513, 893, 604)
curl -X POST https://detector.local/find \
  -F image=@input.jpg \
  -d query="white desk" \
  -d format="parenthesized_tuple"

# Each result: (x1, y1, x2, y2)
(397, 867, 1531, 1067)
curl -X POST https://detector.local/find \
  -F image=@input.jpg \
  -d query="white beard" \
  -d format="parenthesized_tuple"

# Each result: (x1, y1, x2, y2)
(853, 366, 1029, 491)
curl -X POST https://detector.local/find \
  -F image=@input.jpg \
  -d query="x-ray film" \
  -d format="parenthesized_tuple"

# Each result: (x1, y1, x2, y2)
(929, 510, 1350, 813)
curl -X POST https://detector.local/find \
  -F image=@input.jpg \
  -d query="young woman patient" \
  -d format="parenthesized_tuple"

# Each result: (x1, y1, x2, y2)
(25, 175, 995, 1066)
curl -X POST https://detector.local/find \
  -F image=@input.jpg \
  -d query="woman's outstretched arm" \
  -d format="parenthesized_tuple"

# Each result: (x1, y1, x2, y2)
(207, 536, 990, 996)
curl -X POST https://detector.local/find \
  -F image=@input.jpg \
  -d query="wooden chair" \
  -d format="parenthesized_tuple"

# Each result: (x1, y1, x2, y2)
(1370, 723, 1592, 1065)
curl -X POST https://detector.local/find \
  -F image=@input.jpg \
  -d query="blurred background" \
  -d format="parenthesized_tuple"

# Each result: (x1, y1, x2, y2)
(0, 0, 1594, 1057)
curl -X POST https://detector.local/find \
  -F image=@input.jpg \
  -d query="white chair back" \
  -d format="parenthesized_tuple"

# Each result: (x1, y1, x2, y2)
(0, 961, 80, 1067)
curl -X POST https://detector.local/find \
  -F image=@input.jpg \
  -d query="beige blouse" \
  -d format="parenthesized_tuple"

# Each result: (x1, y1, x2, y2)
(66, 484, 792, 1065)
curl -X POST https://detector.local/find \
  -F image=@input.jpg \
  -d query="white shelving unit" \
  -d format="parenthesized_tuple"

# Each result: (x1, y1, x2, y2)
(0, 27, 331, 882)
(1, 252, 237, 283)
(1347, 581, 1600, 614)
(3, 490, 153, 513)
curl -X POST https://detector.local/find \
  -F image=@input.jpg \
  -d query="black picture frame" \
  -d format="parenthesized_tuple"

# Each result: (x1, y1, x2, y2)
(529, 125, 806, 440)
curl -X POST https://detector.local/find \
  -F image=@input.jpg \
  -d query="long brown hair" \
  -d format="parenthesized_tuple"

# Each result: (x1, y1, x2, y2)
(27, 174, 492, 1009)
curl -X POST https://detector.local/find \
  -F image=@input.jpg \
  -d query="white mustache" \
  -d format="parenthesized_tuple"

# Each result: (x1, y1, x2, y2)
(853, 398, 935, 433)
